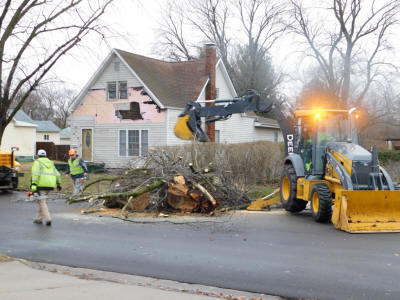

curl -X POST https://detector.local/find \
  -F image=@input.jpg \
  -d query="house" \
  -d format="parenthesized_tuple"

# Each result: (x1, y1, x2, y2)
(2, 110, 37, 158)
(31, 120, 61, 144)
(60, 127, 71, 145)
(70, 45, 283, 167)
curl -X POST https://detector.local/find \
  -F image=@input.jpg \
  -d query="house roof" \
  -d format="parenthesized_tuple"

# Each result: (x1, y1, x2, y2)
(60, 127, 71, 139)
(115, 49, 209, 108)
(7, 109, 33, 123)
(245, 111, 280, 128)
(30, 120, 60, 132)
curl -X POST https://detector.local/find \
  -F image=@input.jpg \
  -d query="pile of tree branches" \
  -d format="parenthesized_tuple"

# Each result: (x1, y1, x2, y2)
(67, 147, 250, 214)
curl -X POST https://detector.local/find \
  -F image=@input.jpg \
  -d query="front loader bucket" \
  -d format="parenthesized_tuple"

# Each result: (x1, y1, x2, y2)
(174, 115, 195, 140)
(332, 190, 400, 233)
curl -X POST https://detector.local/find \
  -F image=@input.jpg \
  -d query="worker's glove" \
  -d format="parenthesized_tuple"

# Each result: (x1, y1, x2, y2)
(31, 184, 37, 192)
(57, 185, 62, 191)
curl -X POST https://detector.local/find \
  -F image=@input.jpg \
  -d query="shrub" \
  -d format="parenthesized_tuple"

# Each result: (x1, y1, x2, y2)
(152, 141, 284, 186)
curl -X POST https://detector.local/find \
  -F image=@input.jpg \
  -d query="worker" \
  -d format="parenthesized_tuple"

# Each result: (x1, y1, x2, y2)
(302, 126, 313, 172)
(66, 149, 88, 195)
(31, 149, 61, 226)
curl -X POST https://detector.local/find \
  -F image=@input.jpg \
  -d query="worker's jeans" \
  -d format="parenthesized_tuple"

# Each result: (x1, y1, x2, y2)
(73, 178, 83, 195)
(35, 190, 51, 222)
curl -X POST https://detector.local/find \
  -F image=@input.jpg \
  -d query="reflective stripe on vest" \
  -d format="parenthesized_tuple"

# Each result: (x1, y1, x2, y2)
(37, 161, 57, 176)
(35, 159, 58, 188)
(68, 158, 84, 175)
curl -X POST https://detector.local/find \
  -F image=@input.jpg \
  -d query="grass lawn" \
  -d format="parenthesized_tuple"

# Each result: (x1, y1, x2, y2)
(18, 161, 112, 195)
(247, 185, 278, 200)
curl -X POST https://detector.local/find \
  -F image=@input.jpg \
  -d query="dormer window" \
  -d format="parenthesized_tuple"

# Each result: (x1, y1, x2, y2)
(107, 81, 128, 100)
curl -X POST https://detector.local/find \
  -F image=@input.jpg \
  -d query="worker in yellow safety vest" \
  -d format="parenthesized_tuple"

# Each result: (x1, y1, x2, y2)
(31, 149, 61, 226)
(66, 149, 88, 195)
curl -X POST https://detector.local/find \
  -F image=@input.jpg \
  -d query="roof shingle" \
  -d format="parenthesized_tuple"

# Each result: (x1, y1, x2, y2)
(30, 120, 60, 132)
(116, 49, 208, 108)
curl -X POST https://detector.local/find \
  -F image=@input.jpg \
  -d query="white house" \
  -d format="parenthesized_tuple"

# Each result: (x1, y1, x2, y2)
(2, 110, 37, 158)
(60, 127, 71, 145)
(70, 46, 282, 167)
(31, 120, 61, 144)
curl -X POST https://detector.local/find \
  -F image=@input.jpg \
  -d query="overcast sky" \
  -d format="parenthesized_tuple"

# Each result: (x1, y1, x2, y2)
(52, 1, 166, 90)
(51, 0, 400, 100)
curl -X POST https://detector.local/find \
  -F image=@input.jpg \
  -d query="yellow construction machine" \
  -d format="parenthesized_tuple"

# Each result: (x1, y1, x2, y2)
(174, 90, 400, 233)
(0, 147, 23, 190)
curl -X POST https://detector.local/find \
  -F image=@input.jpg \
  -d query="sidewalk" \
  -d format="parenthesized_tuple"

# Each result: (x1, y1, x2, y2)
(0, 257, 278, 300)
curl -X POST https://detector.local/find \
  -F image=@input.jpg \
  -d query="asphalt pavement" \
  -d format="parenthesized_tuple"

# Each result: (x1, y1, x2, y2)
(1, 191, 400, 300)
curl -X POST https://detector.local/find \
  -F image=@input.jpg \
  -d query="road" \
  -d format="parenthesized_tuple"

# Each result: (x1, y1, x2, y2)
(1, 191, 399, 300)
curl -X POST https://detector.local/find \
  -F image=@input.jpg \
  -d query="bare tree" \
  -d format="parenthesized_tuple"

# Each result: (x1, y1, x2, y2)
(235, 0, 287, 90)
(289, 0, 400, 106)
(19, 85, 76, 129)
(187, 0, 231, 69)
(155, 0, 196, 61)
(155, 0, 286, 97)
(0, 0, 113, 143)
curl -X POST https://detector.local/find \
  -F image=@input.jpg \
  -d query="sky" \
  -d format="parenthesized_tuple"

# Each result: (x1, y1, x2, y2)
(52, 0, 296, 93)
(52, 1, 167, 91)
(50, 0, 400, 101)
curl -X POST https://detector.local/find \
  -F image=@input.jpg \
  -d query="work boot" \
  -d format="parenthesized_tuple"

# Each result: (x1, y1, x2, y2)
(33, 219, 42, 224)
(45, 221, 52, 226)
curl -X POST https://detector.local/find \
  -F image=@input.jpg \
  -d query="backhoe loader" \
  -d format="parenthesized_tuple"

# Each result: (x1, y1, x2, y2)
(174, 90, 400, 233)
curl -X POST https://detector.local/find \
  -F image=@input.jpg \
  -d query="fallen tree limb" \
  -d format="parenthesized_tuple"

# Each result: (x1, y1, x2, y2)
(67, 179, 165, 205)
(193, 182, 216, 206)
(124, 167, 149, 175)
(83, 176, 126, 192)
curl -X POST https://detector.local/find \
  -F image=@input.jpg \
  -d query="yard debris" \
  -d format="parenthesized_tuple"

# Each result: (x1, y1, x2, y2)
(66, 147, 250, 214)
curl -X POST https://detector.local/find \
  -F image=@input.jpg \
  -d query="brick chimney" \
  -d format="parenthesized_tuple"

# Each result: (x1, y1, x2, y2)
(205, 43, 216, 142)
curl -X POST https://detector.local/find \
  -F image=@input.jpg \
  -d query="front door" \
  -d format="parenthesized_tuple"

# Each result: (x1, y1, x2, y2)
(82, 129, 92, 161)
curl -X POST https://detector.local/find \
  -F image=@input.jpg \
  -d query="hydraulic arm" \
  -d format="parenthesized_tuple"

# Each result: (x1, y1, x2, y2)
(174, 90, 296, 155)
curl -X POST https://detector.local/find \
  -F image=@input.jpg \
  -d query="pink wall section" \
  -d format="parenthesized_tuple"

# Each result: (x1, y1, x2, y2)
(72, 88, 166, 123)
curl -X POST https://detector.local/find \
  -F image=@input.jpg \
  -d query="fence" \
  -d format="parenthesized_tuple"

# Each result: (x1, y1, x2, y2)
(36, 142, 70, 162)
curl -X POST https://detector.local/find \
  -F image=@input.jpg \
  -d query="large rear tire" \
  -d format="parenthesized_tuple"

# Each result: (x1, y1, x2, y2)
(310, 183, 332, 222)
(280, 165, 307, 212)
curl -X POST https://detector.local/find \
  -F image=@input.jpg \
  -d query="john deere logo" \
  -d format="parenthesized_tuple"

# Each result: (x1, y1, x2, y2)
(287, 134, 294, 153)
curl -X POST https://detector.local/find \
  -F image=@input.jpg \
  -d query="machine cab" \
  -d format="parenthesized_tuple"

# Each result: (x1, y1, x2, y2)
(295, 109, 360, 177)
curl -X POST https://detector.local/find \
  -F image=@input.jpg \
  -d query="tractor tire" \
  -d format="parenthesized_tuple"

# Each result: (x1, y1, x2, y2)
(280, 165, 307, 212)
(310, 183, 332, 223)
(12, 177, 18, 190)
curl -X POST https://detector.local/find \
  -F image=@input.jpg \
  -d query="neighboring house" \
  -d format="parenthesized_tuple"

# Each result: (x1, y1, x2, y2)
(60, 127, 71, 145)
(70, 46, 282, 167)
(386, 138, 400, 150)
(31, 120, 61, 144)
(2, 110, 37, 158)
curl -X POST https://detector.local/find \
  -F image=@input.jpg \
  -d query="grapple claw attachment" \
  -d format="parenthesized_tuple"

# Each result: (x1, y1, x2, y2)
(174, 115, 195, 140)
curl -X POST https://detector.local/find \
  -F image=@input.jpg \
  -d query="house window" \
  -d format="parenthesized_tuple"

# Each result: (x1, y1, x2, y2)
(44, 134, 50, 141)
(107, 82, 117, 100)
(274, 131, 278, 142)
(119, 129, 148, 157)
(216, 88, 220, 99)
(119, 81, 128, 99)
(107, 81, 128, 100)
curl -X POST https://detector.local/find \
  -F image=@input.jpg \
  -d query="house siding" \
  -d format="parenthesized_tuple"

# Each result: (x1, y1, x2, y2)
(36, 132, 60, 144)
(1, 121, 36, 157)
(93, 123, 166, 168)
(254, 127, 283, 142)
(60, 138, 71, 145)
(166, 108, 192, 146)
(92, 54, 141, 90)
(70, 115, 95, 153)
(215, 63, 234, 99)
(70, 115, 167, 168)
